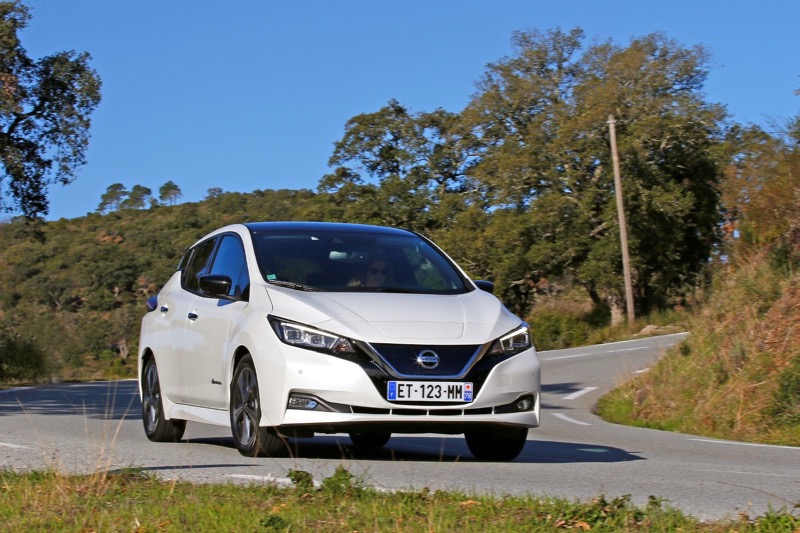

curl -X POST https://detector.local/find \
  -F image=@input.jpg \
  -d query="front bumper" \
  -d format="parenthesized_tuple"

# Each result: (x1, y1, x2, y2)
(260, 343, 541, 434)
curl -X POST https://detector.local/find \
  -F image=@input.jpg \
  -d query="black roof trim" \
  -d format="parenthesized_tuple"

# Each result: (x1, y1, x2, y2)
(244, 221, 415, 236)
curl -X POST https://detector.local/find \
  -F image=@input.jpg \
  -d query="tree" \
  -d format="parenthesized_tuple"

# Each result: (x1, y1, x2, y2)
(321, 100, 480, 232)
(205, 187, 224, 200)
(0, 1, 102, 219)
(721, 115, 800, 251)
(120, 184, 153, 210)
(159, 181, 182, 205)
(97, 182, 127, 213)
(463, 29, 726, 323)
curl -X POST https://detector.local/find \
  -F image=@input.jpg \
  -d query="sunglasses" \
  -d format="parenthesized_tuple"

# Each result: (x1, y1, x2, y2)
(368, 267, 387, 275)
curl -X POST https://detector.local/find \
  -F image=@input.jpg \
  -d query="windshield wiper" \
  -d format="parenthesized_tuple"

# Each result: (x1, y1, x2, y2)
(346, 286, 419, 294)
(374, 287, 419, 293)
(266, 280, 325, 292)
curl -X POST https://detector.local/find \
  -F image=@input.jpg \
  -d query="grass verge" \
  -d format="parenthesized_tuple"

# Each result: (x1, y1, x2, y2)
(2, 466, 798, 532)
(595, 251, 800, 446)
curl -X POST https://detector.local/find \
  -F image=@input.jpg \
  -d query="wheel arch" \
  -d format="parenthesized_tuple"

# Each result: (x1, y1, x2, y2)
(138, 348, 155, 395)
(228, 345, 252, 397)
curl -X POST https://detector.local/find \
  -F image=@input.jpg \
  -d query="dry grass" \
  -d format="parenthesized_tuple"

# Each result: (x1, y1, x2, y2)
(598, 249, 800, 446)
(2, 467, 796, 532)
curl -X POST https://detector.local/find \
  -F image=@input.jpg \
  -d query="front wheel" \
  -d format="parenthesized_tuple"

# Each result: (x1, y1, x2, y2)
(230, 354, 287, 457)
(141, 358, 186, 442)
(465, 427, 528, 461)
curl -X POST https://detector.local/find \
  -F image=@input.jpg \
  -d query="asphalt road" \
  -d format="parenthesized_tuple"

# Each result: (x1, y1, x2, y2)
(1, 332, 797, 521)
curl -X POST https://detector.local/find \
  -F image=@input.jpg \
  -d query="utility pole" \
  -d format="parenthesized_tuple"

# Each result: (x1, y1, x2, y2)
(608, 115, 636, 326)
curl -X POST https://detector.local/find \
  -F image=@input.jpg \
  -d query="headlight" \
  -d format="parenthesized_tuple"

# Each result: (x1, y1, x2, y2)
(268, 316, 356, 355)
(487, 325, 532, 357)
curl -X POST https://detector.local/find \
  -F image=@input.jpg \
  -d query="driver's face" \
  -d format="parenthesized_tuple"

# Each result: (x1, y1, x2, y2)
(366, 260, 388, 287)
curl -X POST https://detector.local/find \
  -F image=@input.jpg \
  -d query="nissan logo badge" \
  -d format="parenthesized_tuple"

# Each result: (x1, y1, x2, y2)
(416, 349, 440, 369)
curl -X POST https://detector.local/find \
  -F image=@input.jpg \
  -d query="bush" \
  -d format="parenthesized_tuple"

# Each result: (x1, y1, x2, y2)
(770, 355, 800, 425)
(0, 330, 48, 382)
(528, 310, 593, 350)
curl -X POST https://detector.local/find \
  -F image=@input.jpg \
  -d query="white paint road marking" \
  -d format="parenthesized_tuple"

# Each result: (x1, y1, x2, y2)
(543, 346, 650, 361)
(562, 387, 598, 400)
(697, 468, 792, 478)
(226, 474, 311, 487)
(540, 332, 689, 361)
(0, 442, 30, 449)
(543, 352, 593, 361)
(0, 387, 34, 395)
(689, 438, 800, 451)
(552, 413, 592, 426)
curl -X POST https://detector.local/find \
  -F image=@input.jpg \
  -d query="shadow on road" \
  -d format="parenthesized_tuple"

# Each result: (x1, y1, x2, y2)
(175, 434, 643, 464)
(2, 381, 644, 465)
(541, 382, 589, 396)
(0, 380, 138, 420)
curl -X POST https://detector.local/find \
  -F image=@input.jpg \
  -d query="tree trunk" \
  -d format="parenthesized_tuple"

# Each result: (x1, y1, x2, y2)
(606, 291, 626, 327)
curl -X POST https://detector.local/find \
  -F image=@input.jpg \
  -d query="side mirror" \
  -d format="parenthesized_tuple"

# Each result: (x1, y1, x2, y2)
(473, 280, 495, 294)
(198, 274, 234, 299)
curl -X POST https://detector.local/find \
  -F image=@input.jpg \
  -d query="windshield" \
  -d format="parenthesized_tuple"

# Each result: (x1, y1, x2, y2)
(250, 229, 471, 294)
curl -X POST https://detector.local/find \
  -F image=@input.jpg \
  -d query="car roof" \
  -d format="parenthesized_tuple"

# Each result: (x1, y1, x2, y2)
(244, 221, 416, 237)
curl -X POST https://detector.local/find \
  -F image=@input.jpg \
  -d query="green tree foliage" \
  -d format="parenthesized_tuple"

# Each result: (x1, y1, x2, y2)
(461, 29, 726, 321)
(597, 114, 800, 443)
(721, 117, 800, 252)
(320, 29, 725, 321)
(321, 100, 481, 232)
(0, 25, 785, 385)
(97, 182, 127, 213)
(0, 1, 101, 219)
(0, 326, 46, 380)
(0, 188, 323, 379)
(98, 183, 159, 212)
(159, 180, 182, 205)
(121, 184, 154, 210)
(205, 187, 224, 200)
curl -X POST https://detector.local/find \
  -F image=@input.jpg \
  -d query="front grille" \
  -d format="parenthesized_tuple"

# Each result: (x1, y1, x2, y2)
(367, 342, 483, 378)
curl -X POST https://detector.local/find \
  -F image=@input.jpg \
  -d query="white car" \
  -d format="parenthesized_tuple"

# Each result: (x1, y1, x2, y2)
(138, 222, 540, 461)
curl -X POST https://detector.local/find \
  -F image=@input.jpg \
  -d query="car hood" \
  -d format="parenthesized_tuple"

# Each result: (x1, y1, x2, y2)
(264, 287, 520, 344)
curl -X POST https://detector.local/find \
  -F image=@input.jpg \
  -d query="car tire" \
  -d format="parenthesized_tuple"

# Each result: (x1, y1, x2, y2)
(141, 358, 186, 442)
(230, 354, 287, 457)
(465, 427, 528, 461)
(348, 431, 391, 448)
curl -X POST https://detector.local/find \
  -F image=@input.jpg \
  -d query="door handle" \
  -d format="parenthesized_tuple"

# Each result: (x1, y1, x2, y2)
(188, 312, 198, 320)
(160, 306, 169, 313)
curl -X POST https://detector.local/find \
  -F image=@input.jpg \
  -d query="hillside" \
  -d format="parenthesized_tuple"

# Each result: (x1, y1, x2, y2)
(598, 244, 800, 445)
(0, 189, 320, 381)
(597, 119, 800, 445)
(1, 116, 798, 447)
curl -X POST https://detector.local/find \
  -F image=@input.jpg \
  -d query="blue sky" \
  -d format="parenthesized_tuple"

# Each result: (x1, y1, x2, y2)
(16, 0, 799, 221)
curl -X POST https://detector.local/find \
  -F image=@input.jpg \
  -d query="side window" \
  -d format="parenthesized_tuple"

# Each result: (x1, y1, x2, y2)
(182, 238, 217, 292)
(207, 235, 250, 298)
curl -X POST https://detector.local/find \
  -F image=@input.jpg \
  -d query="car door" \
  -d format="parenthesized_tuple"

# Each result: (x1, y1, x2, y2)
(154, 237, 217, 404)
(182, 234, 250, 409)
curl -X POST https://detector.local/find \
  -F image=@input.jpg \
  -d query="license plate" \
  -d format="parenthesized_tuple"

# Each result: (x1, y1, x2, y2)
(387, 381, 473, 402)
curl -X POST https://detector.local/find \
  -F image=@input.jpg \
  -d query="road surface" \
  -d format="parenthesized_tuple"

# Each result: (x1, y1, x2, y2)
(1, 333, 797, 521)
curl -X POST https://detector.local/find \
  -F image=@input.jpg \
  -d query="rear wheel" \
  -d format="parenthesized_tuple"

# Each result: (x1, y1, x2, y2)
(141, 358, 186, 442)
(349, 431, 391, 448)
(465, 427, 528, 461)
(230, 354, 287, 457)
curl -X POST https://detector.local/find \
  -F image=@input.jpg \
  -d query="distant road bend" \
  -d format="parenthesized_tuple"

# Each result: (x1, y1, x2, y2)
(0, 332, 797, 521)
